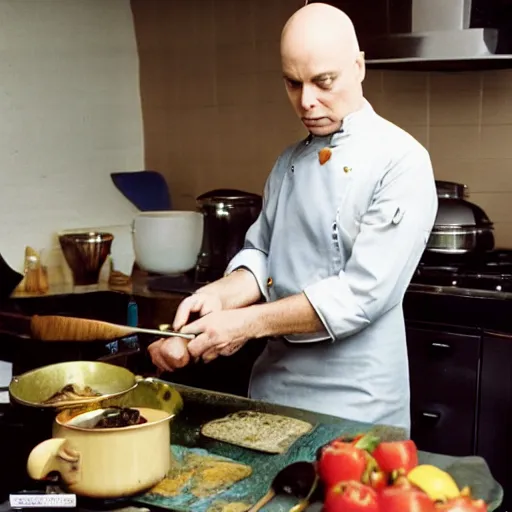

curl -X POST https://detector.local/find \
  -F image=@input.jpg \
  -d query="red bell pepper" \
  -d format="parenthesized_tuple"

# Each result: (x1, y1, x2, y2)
(318, 435, 381, 489)
(372, 439, 419, 475)
(379, 485, 436, 512)
(368, 467, 387, 491)
(435, 496, 488, 511)
(324, 481, 379, 512)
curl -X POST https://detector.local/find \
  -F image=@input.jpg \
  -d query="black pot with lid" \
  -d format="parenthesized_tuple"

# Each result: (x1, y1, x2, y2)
(195, 189, 262, 284)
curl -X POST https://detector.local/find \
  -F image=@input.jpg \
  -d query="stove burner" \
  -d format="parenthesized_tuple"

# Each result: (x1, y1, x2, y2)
(413, 250, 512, 292)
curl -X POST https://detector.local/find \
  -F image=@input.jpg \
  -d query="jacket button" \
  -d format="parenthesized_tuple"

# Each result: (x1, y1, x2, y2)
(267, 277, 273, 287)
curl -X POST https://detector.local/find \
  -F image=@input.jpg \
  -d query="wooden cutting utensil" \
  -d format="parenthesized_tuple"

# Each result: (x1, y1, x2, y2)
(30, 314, 195, 342)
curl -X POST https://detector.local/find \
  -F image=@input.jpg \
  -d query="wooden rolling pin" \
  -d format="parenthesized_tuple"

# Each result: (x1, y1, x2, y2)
(30, 314, 195, 342)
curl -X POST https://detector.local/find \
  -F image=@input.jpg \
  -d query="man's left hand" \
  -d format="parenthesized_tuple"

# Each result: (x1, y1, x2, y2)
(180, 308, 258, 363)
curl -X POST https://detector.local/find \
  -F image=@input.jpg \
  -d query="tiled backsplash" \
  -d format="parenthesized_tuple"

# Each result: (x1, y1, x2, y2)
(0, 0, 143, 277)
(364, 69, 512, 248)
(132, 0, 512, 248)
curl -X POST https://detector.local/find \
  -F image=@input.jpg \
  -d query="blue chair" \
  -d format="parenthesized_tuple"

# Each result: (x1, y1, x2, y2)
(110, 171, 172, 211)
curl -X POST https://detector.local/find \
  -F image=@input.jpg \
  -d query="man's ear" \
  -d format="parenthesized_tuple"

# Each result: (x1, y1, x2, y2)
(356, 51, 366, 82)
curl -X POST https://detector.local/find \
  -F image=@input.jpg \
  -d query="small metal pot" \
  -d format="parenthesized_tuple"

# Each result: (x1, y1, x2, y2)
(9, 361, 139, 410)
(27, 406, 173, 498)
(25, 376, 183, 498)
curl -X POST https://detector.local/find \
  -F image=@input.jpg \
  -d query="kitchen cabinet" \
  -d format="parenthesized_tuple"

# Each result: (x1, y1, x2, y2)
(405, 318, 512, 511)
(477, 331, 512, 512)
(406, 322, 481, 457)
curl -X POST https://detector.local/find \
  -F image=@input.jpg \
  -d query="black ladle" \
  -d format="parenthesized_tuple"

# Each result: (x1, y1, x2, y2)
(248, 461, 318, 512)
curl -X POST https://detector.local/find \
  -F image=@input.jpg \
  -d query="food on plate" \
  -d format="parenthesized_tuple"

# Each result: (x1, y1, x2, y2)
(407, 465, 460, 502)
(324, 480, 379, 512)
(42, 383, 101, 405)
(200, 410, 313, 454)
(317, 434, 488, 511)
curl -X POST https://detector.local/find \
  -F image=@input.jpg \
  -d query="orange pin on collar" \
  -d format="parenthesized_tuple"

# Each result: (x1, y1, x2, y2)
(318, 147, 332, 165)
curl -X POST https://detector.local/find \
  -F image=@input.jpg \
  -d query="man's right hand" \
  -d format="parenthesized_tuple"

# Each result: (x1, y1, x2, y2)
(148, 268, 262, 373)
(148, 292, 223, 372)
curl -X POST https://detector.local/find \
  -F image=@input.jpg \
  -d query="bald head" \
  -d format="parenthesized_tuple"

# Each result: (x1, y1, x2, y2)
(281, 3, 360, 62)
(279, 3, 365, 136)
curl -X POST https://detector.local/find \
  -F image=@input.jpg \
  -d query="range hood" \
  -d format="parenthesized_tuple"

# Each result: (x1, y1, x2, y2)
(364, 0, 512, 70)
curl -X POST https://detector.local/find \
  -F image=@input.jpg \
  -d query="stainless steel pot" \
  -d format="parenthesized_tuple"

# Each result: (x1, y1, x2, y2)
(427, 197, 495, 254)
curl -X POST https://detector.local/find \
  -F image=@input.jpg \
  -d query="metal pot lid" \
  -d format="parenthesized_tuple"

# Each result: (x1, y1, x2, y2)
(435, 198, 493, 228)
(196, 189, 262, 206)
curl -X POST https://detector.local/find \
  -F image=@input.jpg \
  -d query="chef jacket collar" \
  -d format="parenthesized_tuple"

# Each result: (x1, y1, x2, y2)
(304, 98, 375, 147)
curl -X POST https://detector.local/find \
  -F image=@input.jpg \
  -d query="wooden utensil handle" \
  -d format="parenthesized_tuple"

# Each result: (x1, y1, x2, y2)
(248, 489, 276, 512)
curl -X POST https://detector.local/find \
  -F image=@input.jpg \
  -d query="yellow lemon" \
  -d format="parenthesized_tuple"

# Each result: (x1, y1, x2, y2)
(407, 464, 460, 501)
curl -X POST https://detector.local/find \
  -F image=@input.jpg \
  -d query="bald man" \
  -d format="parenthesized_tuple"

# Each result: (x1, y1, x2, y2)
(148, 3, 438, 433)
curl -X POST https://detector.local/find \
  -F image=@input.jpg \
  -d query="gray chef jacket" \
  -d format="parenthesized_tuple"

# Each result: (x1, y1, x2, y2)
(225, 100, 438, 432)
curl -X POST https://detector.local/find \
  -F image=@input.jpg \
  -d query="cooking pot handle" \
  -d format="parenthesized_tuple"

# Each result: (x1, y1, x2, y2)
(27, 438, 81, 485)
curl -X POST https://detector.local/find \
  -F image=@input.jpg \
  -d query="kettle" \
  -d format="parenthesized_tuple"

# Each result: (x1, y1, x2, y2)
(195, 189, 262, 284)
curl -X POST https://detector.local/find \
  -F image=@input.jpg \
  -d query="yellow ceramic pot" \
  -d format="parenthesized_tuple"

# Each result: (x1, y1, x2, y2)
(27, 407, 172, 498)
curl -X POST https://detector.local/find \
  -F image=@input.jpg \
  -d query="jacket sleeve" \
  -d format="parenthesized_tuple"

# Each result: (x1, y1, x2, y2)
(303, 147, 438, 341)
(224, 155, 286, 302)
(224, 218, 271, 301)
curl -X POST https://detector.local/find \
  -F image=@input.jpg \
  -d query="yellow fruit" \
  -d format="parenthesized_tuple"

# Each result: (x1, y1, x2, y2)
(407, 464, 460, 501)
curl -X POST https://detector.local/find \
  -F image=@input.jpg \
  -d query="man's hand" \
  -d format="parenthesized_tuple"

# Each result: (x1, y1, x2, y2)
(148, 337, 190, 373)
(148, 292, 223, 372)
(172, 292, 223, 331)
(181, 308, 258, 363)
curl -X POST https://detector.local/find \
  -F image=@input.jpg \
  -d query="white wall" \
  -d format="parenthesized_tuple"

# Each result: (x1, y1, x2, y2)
(0, 0, 143, 277)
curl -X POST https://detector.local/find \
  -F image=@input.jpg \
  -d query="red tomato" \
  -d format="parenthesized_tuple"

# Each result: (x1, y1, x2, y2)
(379, 485, 436, 512)
(324, 481, 379, 512)
(372, 440, 419, 474)
(436, 496, 488, 511)
(318, 444, 369, 488)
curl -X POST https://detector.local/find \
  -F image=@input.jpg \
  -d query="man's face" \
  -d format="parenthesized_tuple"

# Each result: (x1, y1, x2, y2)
(282, 49, 366, 136)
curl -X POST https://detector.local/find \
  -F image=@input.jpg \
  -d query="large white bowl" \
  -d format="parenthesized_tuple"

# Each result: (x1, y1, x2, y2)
(132, 211, 204, 275)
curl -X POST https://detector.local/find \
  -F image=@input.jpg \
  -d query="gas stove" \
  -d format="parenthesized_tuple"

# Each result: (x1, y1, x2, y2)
(410, 249, 512, 294)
